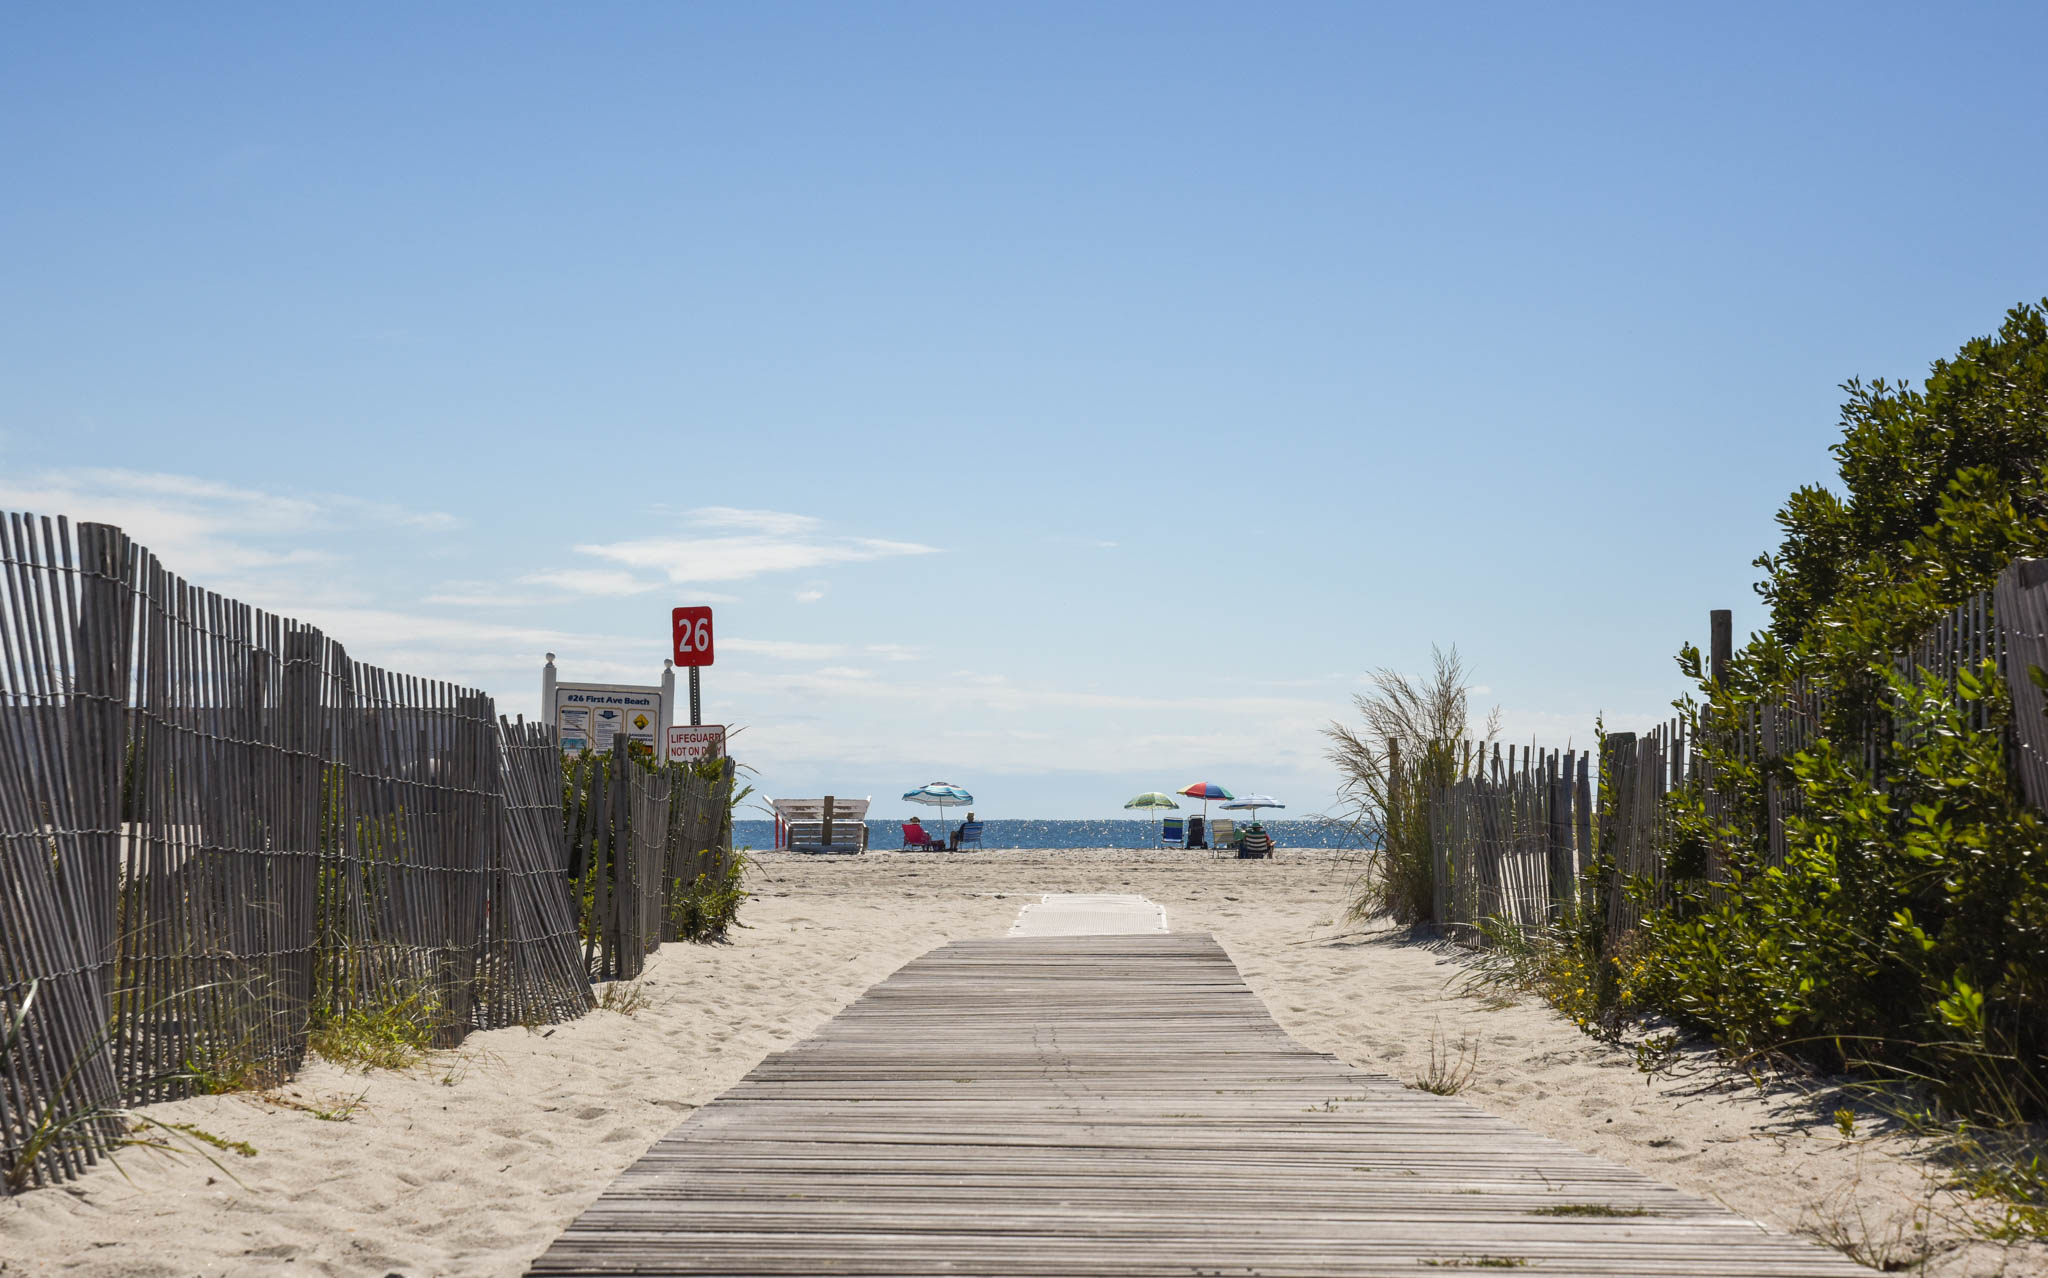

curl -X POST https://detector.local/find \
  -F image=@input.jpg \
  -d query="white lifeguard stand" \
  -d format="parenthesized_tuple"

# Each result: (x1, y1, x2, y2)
(769, 795, 871, 854)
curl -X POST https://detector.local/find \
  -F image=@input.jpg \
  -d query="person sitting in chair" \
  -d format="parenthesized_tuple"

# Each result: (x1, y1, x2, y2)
(949, 813, 974, 850)
(1237, 822, 1274, 859)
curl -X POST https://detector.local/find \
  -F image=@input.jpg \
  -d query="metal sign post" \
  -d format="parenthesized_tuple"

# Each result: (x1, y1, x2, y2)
(672, 606, 714, 727)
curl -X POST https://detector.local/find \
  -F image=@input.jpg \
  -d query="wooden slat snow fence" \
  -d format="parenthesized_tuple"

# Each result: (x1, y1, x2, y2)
(1, 511, 735, 1193)
(527, 934, 1861, 1277)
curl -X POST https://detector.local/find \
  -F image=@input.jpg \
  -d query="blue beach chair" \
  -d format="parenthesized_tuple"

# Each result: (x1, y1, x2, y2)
(956, 820, 984, 851)
(1160, 817, 1185, 847)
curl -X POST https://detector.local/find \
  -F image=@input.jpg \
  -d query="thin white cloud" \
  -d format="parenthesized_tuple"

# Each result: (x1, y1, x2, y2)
(422, 585, 541, 608)
(687, 507, 820, 535)
(329, 496, 462, 532)
(574, 532, 938, 584)
(0, 466, 459, 581)
(521, 569, 660, 596)
(794, 589, 825, 603)
(721, 638, 845, 661)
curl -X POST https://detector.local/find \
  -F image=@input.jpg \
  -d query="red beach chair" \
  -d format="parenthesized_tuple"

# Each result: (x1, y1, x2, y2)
(902, 823, 937, 849)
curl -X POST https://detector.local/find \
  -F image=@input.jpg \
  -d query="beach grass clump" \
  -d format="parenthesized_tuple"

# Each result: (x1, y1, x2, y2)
(1800, 1183, 1936, 1272)
(1324, 646, 1496, 925)
(262, 1089, 367, 1122)
(164, 1122, 256, 1158)
(593, 981, 651, 1016)
(177, 973, 296, 1095)
(1410, 1023, 1480, 1096)
(307, 987, 438, 1072)
(182, 1048, 274, 1095)
(1933, 1120, 2048, 1241)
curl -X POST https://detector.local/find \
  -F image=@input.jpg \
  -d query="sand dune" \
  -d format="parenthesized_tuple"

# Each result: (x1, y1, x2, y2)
(2, 849, 2038, 1277)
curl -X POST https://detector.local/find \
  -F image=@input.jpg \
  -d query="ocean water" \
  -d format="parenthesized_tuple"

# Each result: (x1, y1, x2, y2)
(731, 817, 1366, 852)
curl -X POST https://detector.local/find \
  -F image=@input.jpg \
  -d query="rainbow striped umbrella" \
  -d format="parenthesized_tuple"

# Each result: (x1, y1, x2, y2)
(1177, 781, 1235, 820)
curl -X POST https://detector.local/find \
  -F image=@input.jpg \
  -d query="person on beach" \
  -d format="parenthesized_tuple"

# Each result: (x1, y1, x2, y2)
(1237, 823, 1274, 858)
(949, 813, 974, 850)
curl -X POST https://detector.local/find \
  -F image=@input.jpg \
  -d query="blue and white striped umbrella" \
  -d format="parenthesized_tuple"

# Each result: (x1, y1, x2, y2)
(903, 781, 974, 842)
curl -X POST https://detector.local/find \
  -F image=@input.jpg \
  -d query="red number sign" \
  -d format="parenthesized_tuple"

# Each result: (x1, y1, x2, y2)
(672, 606, 715, 667)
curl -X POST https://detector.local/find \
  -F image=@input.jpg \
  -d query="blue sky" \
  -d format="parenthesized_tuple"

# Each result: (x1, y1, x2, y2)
(4, 3, 2045, 818)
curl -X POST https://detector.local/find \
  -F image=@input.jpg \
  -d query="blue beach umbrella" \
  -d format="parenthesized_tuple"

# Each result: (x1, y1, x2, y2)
(903, 781, 974, 843)
(1222, 794, 1285, 835)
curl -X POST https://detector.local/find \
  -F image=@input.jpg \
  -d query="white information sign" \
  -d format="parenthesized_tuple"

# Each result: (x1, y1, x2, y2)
(555, 682, 664, 754)
(665, 724, 726, 764)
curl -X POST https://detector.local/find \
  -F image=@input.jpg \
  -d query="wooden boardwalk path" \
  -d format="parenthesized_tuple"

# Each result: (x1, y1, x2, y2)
(527, 934, 1863, 1276)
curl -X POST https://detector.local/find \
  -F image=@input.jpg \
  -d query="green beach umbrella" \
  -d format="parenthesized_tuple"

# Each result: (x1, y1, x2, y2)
(1123, 791, 1180, 844)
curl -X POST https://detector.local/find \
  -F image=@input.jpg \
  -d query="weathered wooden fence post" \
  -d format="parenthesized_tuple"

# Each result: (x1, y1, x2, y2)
(70, 523, 132, 973)
(1572, 751, 1593, 905)
(715, 755, 736, 877)
(1594, 732, 1635, 948)
(1545, 751, 1573, 921)
(280, 627, 328, 1069)
(607, 733, 630, 979)
(1710, 609, 1732, 687)
(1993, 559, 2048, 811)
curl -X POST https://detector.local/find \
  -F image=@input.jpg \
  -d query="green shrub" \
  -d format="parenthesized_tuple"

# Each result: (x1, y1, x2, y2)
(668, 855, 748, 943)
(1635, 301, 2048, 1123)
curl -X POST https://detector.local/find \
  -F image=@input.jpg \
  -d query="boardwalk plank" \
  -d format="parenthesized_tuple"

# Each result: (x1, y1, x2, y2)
(527, 934, 1862, 1277)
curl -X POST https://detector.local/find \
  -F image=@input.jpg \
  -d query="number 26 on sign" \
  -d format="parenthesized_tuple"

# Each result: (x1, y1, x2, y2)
(672, 606, 715, 667)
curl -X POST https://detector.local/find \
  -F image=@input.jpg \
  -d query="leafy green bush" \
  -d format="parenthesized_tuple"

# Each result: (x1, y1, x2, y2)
(1635, 301, 2048, 1122)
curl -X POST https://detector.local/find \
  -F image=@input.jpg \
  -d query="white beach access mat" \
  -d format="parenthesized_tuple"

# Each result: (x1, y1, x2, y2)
(1007, 892, 1167, 935)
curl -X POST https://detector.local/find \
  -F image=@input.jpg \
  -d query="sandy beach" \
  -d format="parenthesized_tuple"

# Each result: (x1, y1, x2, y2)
(3, 848, 2040, 1278)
